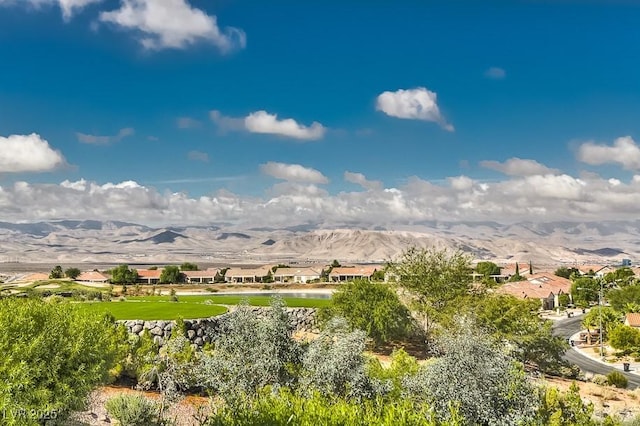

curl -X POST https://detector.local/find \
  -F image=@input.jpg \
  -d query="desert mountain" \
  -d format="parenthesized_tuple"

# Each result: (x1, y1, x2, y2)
(0, 220, 638, 265)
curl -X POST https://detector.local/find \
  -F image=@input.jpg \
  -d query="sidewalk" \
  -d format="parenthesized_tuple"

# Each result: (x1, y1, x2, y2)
(569, 331, 640, 377)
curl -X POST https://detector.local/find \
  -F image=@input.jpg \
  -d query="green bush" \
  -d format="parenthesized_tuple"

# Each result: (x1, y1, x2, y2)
(105, 393, 161, 426)
(323, 279, 412, 346)
(592, 374, 609, 386)
(607, 370, 628, 389)
(0, 298, 122, 425)
(205, 388, 438, 426)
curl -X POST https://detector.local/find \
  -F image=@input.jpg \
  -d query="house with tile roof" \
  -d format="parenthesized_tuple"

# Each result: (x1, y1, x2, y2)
(624, 313, 640, 329)
(495, 272, 572, 310)
(273, 267, 322, 283)
(136, 269, 162, 284)
(224, 267, 272, 283)
(76, 271, 109, 282)
(183, 268, 219, 284)
(329, 266, 379, 282)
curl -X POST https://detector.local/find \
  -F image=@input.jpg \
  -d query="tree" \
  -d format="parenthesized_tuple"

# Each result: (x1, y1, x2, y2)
(110, 264, 138, 284)
(554, 267, 578, 279)
(390, 247, 472, 324)
(570, 277, 600, 307)
(535, 383, 596, 426)
(603, 267, 635, 287)
(472, 294, 568, 373)
(508, 263, 523, 282)
(64, 267, 82, 279)
(582, 306, 622, 340)
(325, 279, 412, 346)
(180, 262, 198, 271)
(49, 265, 64, 279)
(607, 285, 640, 313)
(609, 325, 640, 353)
(403, 318, 537, 425)
(475, 261, 500, 277)
(160, 266, 185, 284)
(331, 259, 341, 268)
(0, 299, 122, 425)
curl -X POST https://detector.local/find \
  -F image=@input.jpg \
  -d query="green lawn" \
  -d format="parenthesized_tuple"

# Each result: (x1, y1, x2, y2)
(130, 295, 331, 308)
(79, 300, 228, 320)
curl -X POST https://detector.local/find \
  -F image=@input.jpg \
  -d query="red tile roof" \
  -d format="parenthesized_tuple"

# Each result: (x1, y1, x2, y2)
(625, 313, 640, 328)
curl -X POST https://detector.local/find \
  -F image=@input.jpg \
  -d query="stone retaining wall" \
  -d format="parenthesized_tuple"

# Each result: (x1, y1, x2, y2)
(120, 307, 318, 347)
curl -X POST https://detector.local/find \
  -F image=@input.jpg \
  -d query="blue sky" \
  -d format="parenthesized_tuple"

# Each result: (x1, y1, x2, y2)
(2, 0, 640, 227)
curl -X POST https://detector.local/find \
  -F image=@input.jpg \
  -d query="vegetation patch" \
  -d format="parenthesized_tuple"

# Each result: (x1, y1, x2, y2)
(79, 300, 228, 320)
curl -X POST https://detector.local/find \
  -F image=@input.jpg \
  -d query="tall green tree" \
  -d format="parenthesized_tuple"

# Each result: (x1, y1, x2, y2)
(64, 267, 82, 279)
(472, 295, 568, 373)
(49, 265, 64, 279)
(570, 277, 600, 307)
(603, 267, 635, 287)
(180, 262, 198, 271)
(581, 306, 622, 340)
(554, 267, 579, 279)
(109, 264, 138, 284)
(160, 266, 185, 284)
(0, 299, 122, 425)
(390, 247, 472, 319)
(608, 285, 640, 313)
(475, 261, 500, 277)
(324, 279, 412, 346)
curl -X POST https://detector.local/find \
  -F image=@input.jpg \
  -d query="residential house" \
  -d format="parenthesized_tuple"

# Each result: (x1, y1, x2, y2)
(495, 272, 572, 310)
(136, 269, 162, 285)
(329, 266, 379, 282)
(576, 264, 611, 278)
(76, 271, 109, 283)
(624, 313, 640, 329)
(273, 267, 322, 283)
(183, 268, 219, 284)
(224, 267, 271, 283)
(498, 262, 534, 282)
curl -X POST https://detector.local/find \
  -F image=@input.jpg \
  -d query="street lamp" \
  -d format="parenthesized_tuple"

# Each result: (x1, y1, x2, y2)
(576, 281, 604, 359)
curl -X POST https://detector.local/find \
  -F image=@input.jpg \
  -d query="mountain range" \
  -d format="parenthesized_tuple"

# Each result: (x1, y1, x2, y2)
(0, 219, 637, 266)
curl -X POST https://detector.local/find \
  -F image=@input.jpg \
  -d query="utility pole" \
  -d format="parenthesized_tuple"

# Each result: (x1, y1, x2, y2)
(599, 279, 604, 359)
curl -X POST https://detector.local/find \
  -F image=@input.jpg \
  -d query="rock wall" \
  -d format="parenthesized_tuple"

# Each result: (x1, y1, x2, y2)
(120, 307, 318, 347)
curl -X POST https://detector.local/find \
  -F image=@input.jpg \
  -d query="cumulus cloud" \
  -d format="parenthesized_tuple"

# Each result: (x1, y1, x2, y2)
(210, 110, 326, 140)
(6, 168, 640, 226)
(187, 150, 209, 162)
(0, 133, 66, 173)
(480, 157, 559, 176)
(376, 87, 454, 131)
(244, 111, 326, 140)
(344, 171, 382, 191)
(484, 67, 506, 79)
(577, 136, 640, 171)
(99, 0, 246, 51)
(0, 0, 101, 20)
(260, 162, 328, 184)
(76, 127, 134, 145)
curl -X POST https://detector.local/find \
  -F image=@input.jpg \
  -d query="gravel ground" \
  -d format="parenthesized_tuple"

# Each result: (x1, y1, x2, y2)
(70, 387, 210, 426)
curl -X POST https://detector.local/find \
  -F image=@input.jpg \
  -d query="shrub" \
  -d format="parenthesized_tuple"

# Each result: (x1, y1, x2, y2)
(0, 299, 122, 425)
(592, 374, 609, 386)
(105, 393, 161, 426)
(323, 279, 412, 346)
(607, 370, 628, 389)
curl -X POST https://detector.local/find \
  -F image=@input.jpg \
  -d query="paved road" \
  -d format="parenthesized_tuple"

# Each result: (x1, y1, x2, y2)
(553, 316, 640, 389)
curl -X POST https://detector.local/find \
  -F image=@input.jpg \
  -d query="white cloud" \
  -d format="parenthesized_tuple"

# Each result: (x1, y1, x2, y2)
(244, 111, 326, 140)
(375, 87, 454, 131)
(210, 110, 326, 140)
(0, 0, 101, 20)
(187, 150, 209, 162)
(177, 117, 201, 129)
(484, 67, 506, 79)
(577, 136, 640, 170)
(99, 0, 246, 51)
(76, 127, 134, 145)
(6, 169, 640, 226)
(344, 171, 382, 191)
(0, 133, 66, 173)
(260, 162, 328, 184)
(479, 157, 559, 176)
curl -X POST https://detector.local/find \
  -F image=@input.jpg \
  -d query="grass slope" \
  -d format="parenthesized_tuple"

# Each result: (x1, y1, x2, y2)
(130, 295, 331, 308)
(80, 300, 228, 320)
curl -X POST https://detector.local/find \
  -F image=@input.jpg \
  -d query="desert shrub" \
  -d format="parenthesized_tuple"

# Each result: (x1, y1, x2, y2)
(367, 348, 420, 399)
(197, 297, 301, 401)
(0, 298, 122, 425)
(322, 279, 413, 346)
(300, 317, 388, 399)
(403, 318, 537, 426)
(592, 374, 609, 386)
(105, 393, 161, 426)
(205, 388, 438, 426)
(607, 370, 628, 389)
(536, 383, 597, 426)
